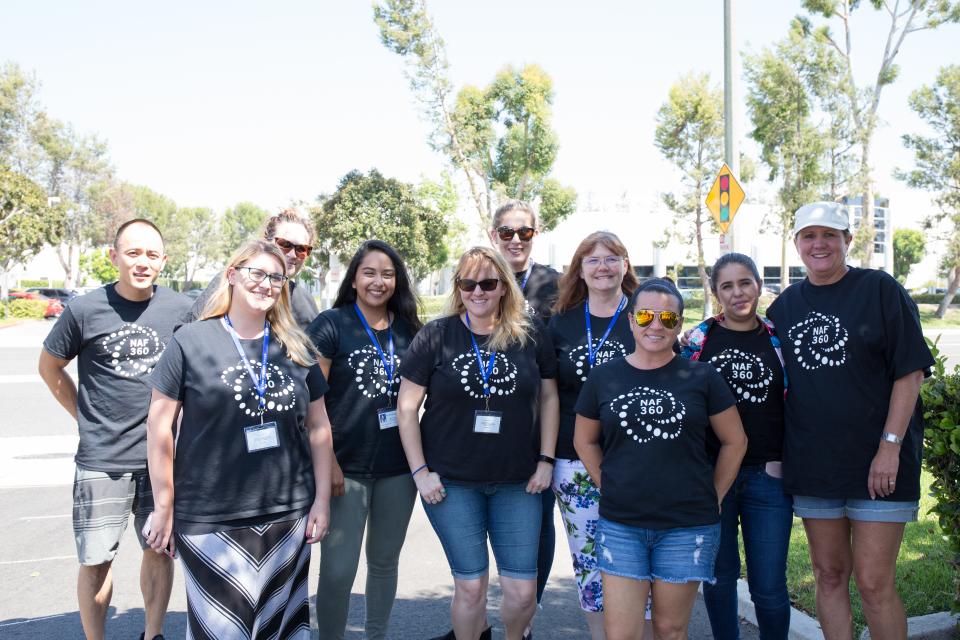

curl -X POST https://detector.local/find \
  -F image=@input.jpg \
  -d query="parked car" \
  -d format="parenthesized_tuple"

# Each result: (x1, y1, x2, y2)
(6, 291, 64, 319)
(26, 287, 77, 304)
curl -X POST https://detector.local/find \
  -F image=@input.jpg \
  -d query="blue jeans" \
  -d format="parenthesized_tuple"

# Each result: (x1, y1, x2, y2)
(423, 480, 541, 580)
(703, 464, 793, 640)
(536, 488, 555, 603)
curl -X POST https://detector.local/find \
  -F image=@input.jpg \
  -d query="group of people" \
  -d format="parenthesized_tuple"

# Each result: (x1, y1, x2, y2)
(39, 198, 933, 640)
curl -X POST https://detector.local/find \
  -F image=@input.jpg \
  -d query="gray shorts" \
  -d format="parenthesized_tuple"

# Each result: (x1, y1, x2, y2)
(73, 466, 153, 565)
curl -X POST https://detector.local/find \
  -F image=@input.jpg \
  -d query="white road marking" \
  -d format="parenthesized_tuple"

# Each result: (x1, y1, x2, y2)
(0, 555, 74, 566)
(0, 435, 78, 488)
(0, 613, 69, 628)
(0, 374, 42, 384)
(19, 514, 71, 520)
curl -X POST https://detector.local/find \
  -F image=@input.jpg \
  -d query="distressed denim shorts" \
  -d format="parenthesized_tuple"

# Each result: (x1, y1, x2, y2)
(793, 495, 919, 523)
(596, 517, 721, 584)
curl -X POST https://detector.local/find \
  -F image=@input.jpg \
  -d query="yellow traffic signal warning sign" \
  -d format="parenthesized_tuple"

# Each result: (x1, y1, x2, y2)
(705, 163, 745, 234)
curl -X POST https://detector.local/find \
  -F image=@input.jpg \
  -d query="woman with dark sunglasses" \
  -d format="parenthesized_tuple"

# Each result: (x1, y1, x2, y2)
(546, 231, 640, 639)
(186, 208, 320, 327)
(680, 253, 792, 640)
(306, 240, 422, 640)
(397, 246, 559, 640)
(574, 278, 746, 640)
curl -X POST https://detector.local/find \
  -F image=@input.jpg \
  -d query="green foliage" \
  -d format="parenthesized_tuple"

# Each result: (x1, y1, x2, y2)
(893, 228, 926, 283)
(919, 337, 960, 611)
(0, 165, 63, 275)
(220, 202, 269, 261)
(896, 64, 960, 317)
(78, 247, 118, 284)
(314, 169, 456, 280)
(7, 298, 47, 319)
(653, 72, 723, 317)
(166, 207, 219, 287)
(374, 1, 576, 232)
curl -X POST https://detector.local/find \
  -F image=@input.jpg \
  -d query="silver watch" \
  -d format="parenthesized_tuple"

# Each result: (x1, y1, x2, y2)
(881, 432, 903, 445)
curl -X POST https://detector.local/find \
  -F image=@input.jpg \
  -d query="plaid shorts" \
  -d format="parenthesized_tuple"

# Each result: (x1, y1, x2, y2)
(73, 466, 153, 565)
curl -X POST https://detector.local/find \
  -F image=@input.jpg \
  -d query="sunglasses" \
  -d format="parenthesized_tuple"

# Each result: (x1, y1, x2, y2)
(635, 309, 681, 329)
(496, 225, 536, 242)
(273, 236, 313, 258)
(236, 266, 289, 288)
(456, 278, 501, 292)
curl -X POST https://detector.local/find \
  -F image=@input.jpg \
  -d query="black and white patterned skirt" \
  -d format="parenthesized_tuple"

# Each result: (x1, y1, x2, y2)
(176, 516, 311, 639)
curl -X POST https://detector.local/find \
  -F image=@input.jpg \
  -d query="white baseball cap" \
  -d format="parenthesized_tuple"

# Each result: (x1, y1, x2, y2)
(793, 202, 850, 236)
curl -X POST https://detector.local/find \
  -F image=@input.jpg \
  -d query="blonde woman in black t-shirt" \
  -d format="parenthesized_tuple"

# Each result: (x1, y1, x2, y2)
(398, 246, 560, 640)
(307, 240, 422, 640)
(145, 239, 334, 640)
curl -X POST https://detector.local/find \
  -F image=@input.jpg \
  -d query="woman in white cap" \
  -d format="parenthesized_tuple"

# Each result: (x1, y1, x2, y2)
(766, 202, 934, 640)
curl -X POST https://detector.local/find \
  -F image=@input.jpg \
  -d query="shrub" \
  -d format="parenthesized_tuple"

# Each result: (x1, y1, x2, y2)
(913, 293, 959, 305)
(8, 298, 48, 319)
(920, 337, 960, 612)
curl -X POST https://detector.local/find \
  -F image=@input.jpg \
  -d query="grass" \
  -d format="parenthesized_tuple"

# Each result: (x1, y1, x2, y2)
(917, 304, 960, 329)
(741, 470, 953, 637)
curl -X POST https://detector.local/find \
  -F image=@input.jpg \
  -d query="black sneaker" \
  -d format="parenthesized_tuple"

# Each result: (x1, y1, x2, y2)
(138, 635, 165, 640)
(428, 626, 491, 640)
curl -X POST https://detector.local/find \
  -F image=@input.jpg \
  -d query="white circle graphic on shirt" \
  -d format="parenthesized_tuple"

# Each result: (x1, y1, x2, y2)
(709, 348, 773, 404)
(451, 350, 518, 399)
(614, 386, 686, 445)
(348, 346, 401, 399)
(787, 312, 848, 370)
(569, 339, 629, 381)
(100, 323, 163, 378)
(523, 299, 536, 316)
(220, 360, 297, 417)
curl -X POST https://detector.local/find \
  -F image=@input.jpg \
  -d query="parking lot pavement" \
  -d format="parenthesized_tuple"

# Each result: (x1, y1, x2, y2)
(0, 321, 760, 639)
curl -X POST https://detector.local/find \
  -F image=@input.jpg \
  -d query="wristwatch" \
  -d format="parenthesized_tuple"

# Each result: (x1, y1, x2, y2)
(537, 454, 556, 465)
(881, 432, 903, 445)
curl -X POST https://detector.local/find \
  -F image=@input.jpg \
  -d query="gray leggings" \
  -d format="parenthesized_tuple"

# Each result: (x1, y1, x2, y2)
(317, 473, 417, 640)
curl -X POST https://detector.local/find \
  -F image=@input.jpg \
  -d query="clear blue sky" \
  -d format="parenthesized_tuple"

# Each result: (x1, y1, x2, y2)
(3, 1, 958, 225)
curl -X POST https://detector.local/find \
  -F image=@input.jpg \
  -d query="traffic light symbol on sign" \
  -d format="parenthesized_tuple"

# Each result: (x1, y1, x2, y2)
(706, 163, 744, 234)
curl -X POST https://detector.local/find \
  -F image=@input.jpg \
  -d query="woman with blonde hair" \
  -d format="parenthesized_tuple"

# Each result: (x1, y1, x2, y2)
(547, 231, 642, 639)
(144, 239, 334, 639)
(397, 246, 560, 640)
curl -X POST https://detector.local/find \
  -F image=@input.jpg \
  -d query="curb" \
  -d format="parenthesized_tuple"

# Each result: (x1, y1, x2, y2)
(736, 579, 959, 639)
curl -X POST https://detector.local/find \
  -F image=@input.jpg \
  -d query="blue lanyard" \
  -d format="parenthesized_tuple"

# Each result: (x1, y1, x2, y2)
(223, 316, 270, 418)
(464, 312, 496, 398)
(519, 262, 534, 292)
(353, 303, 396, 392)
(584, 296, 626, 368)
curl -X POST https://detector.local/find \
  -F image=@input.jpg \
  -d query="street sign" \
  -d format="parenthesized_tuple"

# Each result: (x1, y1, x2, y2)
(705, 163, 744, 234)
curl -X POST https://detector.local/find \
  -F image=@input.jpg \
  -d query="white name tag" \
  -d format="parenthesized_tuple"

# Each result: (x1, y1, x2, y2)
(765, 461, 783, 479)
(245, 422, 280, 452)
(473, 410, 502, 434)
(378, 408, 399, 429)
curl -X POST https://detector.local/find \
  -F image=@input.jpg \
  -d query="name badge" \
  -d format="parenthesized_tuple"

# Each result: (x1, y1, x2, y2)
(764, 460, 783, 479)
(378, 408, 398, 429)
(473, 410, 502, 435)
(245, 421, 280, 453)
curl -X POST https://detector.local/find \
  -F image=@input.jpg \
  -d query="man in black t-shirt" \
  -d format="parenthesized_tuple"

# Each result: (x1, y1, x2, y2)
(39, 219, 190, 640)
(184, 208, 320, 327)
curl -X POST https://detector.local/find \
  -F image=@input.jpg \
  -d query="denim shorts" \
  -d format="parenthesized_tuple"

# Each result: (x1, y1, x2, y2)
(596, 517, 721, 584)
(793, 495, 919, 522)
(423, 480, 541, 580)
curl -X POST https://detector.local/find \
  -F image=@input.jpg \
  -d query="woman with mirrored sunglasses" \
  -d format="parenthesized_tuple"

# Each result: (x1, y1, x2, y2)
(397, 246, 559, 640)
(546, 231, 643, 639)
(186, 208, 320, 327)
(574, 278, 747, 640)
(145, 239, 333, 639)
(680, 253, 792, 640)
(307, 240, 422, 640)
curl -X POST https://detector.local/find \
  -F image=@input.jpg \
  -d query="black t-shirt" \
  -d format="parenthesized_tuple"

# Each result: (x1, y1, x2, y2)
(698, 324, 785, 465)
(185, 271, 320, 328)
(575, 357, 736, 530)
(399, 315, 558, 483)
(307, 306, 415, 478)
(549, 301, 634, 460)
(147, 318, 329, 528)
(517, 262, 560, 319)
(42, 285, 192, 472)
(766, 268, 934, 500)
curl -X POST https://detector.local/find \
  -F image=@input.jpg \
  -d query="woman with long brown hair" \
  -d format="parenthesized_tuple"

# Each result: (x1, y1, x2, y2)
(548, 231, 639, 639)
(144, 239, 333, 639)
(397, 246, 559, 640)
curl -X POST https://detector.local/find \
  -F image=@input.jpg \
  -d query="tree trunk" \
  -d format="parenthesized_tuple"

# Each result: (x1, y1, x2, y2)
(781, 214, 789, 291)
(860, 143, 875, 269)
(695, 206, 712, 319)
(935, 266, 960, 319)
(56, 243, 76, 288)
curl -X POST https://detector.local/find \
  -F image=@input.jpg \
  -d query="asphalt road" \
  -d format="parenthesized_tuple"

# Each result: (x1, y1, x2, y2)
(15, 319, 960, 639)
